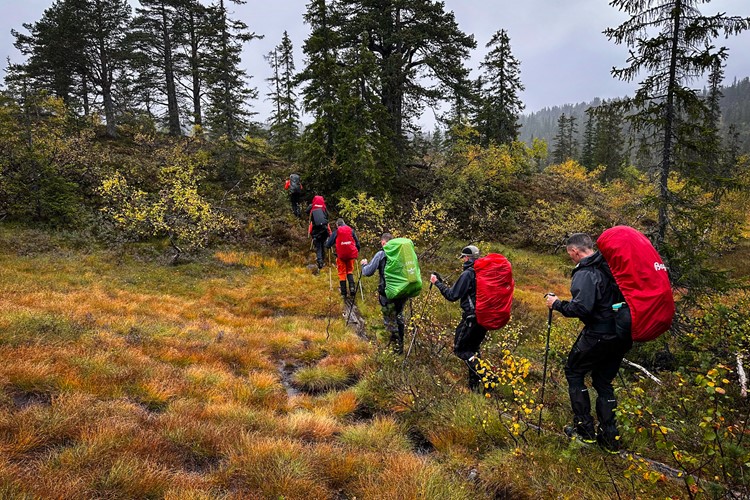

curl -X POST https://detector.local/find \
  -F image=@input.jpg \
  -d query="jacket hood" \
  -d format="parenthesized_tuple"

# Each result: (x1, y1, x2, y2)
(311, 195, 326, 209)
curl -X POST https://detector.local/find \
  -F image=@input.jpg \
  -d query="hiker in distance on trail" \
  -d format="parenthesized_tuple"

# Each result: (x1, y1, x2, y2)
(430, 245, 501, 394)
(545, 233, 632, 453)
(284, 173, 303, 218)
(360, 233, 411, 354)
(325, 218, 360, 302)
(308, 195, 331, 270)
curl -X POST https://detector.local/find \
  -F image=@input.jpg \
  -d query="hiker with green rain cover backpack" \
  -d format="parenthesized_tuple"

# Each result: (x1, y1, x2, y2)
(361, 233, 422, 354)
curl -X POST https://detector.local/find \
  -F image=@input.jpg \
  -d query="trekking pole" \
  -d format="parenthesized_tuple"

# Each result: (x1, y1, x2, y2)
(403, 280, 434, 365)
(345, 268, 363, 326)
(328, 248, 333, 291)
(537, 295, 554, 436)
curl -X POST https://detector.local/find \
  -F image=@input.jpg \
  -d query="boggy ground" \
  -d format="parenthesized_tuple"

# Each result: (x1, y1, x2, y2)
(0, 227, 699, 499)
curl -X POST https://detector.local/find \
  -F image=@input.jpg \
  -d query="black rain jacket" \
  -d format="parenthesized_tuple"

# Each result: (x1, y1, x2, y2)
(552, 251, 618, 333)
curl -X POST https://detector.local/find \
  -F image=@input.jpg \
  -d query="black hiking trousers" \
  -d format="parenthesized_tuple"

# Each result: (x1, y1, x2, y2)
(290, 192, 302, 217)
(453, 315, 488, 390)
(564, 328, 632, 442)
(312, 231, 328, 268)
(379, 294, 406, 352)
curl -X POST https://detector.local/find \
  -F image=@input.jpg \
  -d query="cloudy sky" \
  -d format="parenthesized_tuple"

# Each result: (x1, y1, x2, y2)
(1, 0, 748, 126)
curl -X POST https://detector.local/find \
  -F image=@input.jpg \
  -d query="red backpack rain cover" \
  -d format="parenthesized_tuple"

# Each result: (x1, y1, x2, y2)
(473, 253, 514, 330)
(335, 225, 358, 260)
(597, 226, 675, 342)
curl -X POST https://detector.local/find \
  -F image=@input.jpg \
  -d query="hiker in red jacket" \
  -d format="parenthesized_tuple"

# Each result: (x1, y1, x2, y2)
(325, 218, 360, 301)
(283, 173, 303, 217)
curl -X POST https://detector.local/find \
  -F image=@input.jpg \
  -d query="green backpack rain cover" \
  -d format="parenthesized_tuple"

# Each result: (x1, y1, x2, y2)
(383, 238, 422, 300)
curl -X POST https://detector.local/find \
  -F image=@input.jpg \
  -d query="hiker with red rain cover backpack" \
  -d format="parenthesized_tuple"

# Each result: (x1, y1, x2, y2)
(546, 233, 633, 453)
(325, 218, 360, 301)
(546, 229, 674, 453)
(307, 195, 331, 269)
(431, 245, 514, 394)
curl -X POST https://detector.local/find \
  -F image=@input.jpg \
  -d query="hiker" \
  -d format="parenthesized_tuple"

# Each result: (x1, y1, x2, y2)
(430, 245, 492, 392)
(545, 232, 632, 453)
(360, 233, 407, 354)
(284, 173, 303, 217)
(325, 218, 360, 301)
(308, 195, 331, 269)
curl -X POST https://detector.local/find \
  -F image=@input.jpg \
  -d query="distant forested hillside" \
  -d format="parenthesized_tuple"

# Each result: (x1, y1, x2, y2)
(519, 77, 750, 153)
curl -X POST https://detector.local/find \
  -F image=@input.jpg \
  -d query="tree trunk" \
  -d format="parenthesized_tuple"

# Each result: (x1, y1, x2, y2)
(189, 9, 202, 128)
(100, 44, 117, 138)
(161, 2, 181, 136)
(657, 0, 682, 250)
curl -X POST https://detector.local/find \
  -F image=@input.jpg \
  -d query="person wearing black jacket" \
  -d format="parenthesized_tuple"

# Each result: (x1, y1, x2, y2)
(546, 233, 632, 453)
(430, 245, 493, 392)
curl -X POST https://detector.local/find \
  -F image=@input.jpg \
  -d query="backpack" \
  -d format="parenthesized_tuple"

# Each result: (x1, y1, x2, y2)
(311, 208, 327, 228)
(335, 226, 358, 260)
(289, 174, 302, 194)
(309, 196, 328, 228)
(472, 253, 514, 330)
(383, 238, 422, 300)
(596, 226, 675, 342)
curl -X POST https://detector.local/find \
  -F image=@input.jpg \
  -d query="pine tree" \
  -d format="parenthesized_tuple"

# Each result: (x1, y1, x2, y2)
(203, 0, 262, 140)
(174, 0, 211, 129)
(590, 103, 626, 179)
(131, 0, 183, 135)
(335, 0, 475, 149)
(605, 0, 750, 248)
(84, 0, 133, 137)
(11, 0, 95, 116)
(551, 114, 578, 164)
(297, 0, 343, 191)
(579, 110, 595, 169)
(266, 31, 300, 162)
(475, 29, 524, 146)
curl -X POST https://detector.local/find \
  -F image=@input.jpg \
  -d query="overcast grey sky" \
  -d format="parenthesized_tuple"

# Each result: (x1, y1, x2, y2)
(1, 0, 748, 127)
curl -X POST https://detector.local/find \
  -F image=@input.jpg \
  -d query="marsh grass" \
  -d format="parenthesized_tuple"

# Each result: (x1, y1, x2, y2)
(0, 226, 706, 497)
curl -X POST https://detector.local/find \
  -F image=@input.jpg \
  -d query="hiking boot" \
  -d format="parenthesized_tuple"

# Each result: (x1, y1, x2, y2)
(564, 425, 596, 444)
(597, 433, 621, 454)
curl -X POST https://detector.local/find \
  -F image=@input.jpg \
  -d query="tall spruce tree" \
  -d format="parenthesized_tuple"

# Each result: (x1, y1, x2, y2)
(474, 29, 524, 146)
(335, 0, 475, 150)
(174, 0, 211, 129)
(266, 31, 300, 162)
(11, 0, 91, 114)
(591, 103, 625, 179)
(84, 0, 133, 137)
(580, 110, 596, 169)
(551, 113, 578, 164)
(131, 0, 183, 135)
(203, 0, 261, 140)
(605, 0, 750, 248)
(297, 0, 343, 193)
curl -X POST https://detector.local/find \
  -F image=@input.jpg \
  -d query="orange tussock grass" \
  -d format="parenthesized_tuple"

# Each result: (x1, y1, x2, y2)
(324, 390, 359, 418)
(292, 364, 352, 393)
(338, 416, 411, 453)
(282, 410, 340, 442)
(219, 433, 331, 499)
(214, 250, 279, 269)
(233, 370, 287, 410)
(352, 452, 468, 500)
